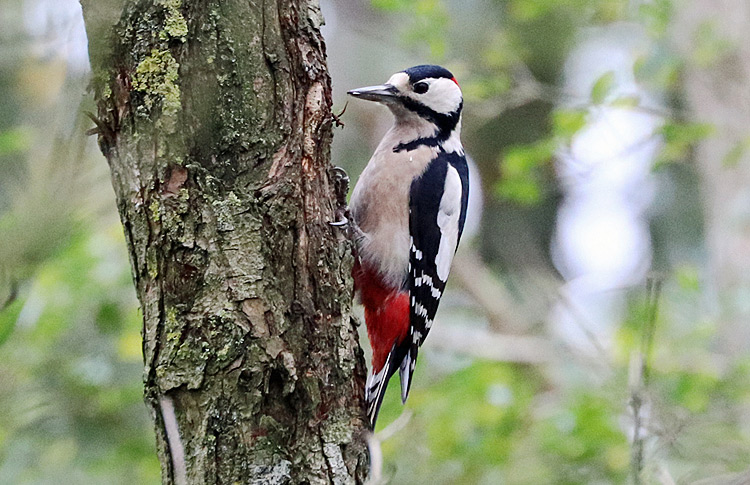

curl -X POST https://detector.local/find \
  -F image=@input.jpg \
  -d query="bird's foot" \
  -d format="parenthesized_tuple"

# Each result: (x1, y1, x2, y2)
(329, 166, 351, 228)
(329, 166, 350, 205)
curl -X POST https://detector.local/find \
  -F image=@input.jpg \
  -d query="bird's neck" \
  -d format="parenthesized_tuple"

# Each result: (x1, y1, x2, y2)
(389, 116, 462, 154)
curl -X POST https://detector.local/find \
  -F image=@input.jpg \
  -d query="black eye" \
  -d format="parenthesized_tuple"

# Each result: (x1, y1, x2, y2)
(413, 81, 429, 94)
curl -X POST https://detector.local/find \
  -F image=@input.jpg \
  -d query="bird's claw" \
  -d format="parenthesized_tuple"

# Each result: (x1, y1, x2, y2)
(329, 166, 350, 187)
(329, 216, 349, 227)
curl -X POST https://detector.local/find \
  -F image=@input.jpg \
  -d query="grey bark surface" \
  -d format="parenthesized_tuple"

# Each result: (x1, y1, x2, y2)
(80, 1, 369, 483)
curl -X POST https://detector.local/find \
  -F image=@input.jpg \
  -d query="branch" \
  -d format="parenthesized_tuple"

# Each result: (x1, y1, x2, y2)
(451, 248, 534, 333)
(428, 323, 553, 364)
(628, 277, 663, 485)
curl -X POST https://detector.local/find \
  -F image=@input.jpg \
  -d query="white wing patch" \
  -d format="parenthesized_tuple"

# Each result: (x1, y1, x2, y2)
(435, 164, 463, 281)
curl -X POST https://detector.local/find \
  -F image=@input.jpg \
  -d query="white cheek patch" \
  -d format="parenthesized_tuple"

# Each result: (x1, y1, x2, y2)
(422, 78, 462, 114)
(435, 164, 463, 281)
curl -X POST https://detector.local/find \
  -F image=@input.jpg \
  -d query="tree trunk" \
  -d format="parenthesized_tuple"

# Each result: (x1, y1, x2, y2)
(80, 1, 369, 483)
(675, 0, 750, 356)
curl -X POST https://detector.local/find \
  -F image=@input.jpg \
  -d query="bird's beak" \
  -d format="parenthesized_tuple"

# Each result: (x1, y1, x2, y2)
(347, 84, 398, 102)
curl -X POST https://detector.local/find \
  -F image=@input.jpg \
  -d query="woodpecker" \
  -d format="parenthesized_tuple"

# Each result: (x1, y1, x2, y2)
(347, 65, 469, 427)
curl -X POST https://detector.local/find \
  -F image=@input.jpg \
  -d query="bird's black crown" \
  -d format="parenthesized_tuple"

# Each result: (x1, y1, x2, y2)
(403, 65, 454, 82)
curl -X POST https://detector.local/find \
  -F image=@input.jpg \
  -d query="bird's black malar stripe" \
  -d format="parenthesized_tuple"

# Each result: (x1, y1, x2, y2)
(394, 134, 443, 153)
(399, 98, 462, 135)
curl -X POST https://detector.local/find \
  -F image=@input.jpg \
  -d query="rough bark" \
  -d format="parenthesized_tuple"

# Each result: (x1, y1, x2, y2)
(80, 1, 369, 483)
(674, 0, 750, 356)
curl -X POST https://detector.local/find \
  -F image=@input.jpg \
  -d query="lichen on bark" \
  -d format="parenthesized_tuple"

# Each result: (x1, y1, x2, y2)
(131, 48, 182, 132)
(80, 0, 369, 483)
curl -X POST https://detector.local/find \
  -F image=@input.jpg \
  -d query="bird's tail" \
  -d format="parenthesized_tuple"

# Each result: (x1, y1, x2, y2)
(364, 343, 395, 427)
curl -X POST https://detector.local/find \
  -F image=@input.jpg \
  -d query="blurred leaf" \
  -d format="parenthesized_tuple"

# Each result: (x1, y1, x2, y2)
(655, 120, 715, 166)
(508, 0, 545, 21)
(590, 70, 616, 105)
(370, 0, 410, 11)
(379, 360, 546, 484)
(402, 0, 449, 60)
(639, 0, 674, 37)
(693, 20, 733, 68)
(118, 326, 143, 362)
(661, 121, 714, 144)
(462, 76, 512, 102)
(634, 50, 681, 90)
(0, 127, 31, 155)
(537, 392, 629, 483)
(610, 95, 641, 108)
(496, 139, 555, 205)
(592, 0, 627, 23)
(496, 178, 543, 205)
(722, 137, 750, 167)
(665, 371, 719, 413)
(481, 31, 516, 71)
(0, 224, 156, 483)
(675, 264, 701, 292)
(372, 0, 449, 59)
(0, 295, 23, 347)
(552, 109, 587, 139)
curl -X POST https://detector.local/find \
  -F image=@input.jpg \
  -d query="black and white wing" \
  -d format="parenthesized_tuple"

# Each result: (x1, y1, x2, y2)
(399, 151, 469, 401)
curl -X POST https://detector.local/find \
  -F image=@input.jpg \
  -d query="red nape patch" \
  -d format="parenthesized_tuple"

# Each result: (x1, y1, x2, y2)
(451, 76, 460, 87)
(353, 261, 410, 373)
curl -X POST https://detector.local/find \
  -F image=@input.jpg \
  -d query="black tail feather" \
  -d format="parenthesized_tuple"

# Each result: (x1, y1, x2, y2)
(366, 341, 411, 428)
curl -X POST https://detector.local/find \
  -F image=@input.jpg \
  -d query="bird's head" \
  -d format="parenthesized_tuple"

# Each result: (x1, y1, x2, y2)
(348, 65, 463, 134)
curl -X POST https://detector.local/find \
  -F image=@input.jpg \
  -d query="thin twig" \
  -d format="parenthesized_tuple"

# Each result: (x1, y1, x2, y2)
(629, 275, 663, 485)
(557, 284, 612, 364)
(629, 352, 645, 485)
(366, 411, 413, 485)
(159, 395, 187, 485)
(365, 432, 383, 485)
(451, 248, 532, 333)
(642, 277, 662, 385)
(332, 101, 349, 128)
(657, 464, 676, 485)
(428, 323, 553, 364)
(376, 410, 413, 441)
(1, 278, 18, 311)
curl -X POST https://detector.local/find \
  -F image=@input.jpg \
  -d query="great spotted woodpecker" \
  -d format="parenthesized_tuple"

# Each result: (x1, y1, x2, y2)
(347, 65, 469, 427)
